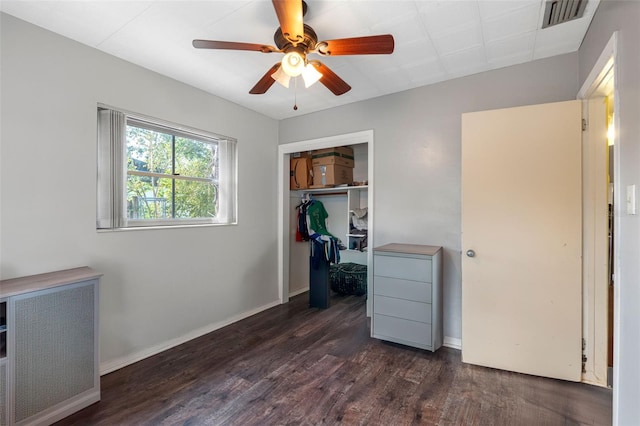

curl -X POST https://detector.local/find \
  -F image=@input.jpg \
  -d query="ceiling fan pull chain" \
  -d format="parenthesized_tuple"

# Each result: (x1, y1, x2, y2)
(293, 77, 298, 110)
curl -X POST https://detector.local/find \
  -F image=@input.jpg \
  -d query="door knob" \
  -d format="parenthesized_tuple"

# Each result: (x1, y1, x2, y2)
(466, 249, 476, 258)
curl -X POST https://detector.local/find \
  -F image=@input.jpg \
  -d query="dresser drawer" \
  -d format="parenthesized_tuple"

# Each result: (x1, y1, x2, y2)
(374, 276, 432, 303)
(373, 314, 432, 347)
(374, 254, 432, 282)
(374, 295, 431, 323)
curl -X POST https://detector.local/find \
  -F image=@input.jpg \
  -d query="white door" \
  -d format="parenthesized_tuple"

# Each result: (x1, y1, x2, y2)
(461, 100, 583, 381)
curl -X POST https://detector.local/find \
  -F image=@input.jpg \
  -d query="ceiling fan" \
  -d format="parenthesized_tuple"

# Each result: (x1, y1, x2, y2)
(192, 0, 394, 96)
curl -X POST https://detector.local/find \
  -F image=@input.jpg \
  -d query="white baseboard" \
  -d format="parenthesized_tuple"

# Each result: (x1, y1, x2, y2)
(289, 287, 309, 297)
(100, 299, 281, 375)
(21, 389, 99, 426)
(443, 336, 462, 350)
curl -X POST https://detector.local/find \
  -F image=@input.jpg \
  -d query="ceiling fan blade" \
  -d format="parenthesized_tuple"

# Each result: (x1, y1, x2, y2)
(272, 0, 304, 45)
(249, 63, 281, 94)
(193, 40, 277, 53)
(310, 62, 351, 96)
(316, 34, 395, 56)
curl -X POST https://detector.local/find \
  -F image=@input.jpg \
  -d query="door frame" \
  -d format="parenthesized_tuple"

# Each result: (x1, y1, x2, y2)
(577, 30, 619, 399)
(277, 130, 375, 314)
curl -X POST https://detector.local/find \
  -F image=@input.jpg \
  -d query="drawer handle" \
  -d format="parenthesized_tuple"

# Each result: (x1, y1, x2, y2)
(466, 249, 476, 258)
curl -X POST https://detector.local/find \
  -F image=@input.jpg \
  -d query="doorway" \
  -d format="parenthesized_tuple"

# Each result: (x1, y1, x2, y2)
(277, 130, 375, 315)
(578, 32, 618, 389)
(460, 32, 619, 390)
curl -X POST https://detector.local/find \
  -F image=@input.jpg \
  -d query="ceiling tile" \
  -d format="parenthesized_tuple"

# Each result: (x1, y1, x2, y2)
(432, 21, 484, 55)
(197, 1, 279, 45)
(394, 38, 439, 65)
(533, 18, 591, 59)
(353, 1, 418, 29)
(1, 0, 154, 46)
(102, 2, 258, 52)
(418, 0, 481, 36)
(478, 0, 541, 20)
(486, 31, 536, 63)
(441, 45, 488, 75)
(402, 57, 448, 86)
(481, 3, 541, 43)
(372, 12, 428, 48)
(305, 2, 369, 40)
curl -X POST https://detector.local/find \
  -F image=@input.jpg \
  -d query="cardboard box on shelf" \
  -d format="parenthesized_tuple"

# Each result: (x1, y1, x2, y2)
(312, 164, 353, 187)
(290, 157, 313, 190)
(291, 150, 312, 158)
(311, 146, 355, 168)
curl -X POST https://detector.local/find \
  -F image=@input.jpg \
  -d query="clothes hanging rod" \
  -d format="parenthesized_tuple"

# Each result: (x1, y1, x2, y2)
(308, 192, 348, 197)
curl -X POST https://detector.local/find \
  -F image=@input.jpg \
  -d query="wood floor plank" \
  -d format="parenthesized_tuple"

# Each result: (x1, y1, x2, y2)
(55, 293, 612, 426)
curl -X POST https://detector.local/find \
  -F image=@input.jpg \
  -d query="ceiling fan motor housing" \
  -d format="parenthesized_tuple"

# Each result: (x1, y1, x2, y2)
(274, 24, 318, 55)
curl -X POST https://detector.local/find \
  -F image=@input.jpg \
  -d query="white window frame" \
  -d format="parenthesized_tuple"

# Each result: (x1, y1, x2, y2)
(97, 105, 237, 229)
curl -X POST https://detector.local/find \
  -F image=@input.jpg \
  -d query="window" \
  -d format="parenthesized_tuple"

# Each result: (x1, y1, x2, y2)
(97, 107, 237, 229)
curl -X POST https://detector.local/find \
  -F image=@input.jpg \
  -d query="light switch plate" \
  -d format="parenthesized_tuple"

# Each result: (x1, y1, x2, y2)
(626, 184, 636, 215)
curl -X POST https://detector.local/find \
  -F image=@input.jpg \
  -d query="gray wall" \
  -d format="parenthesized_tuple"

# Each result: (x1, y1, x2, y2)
(578, 1, 640, 423)
(279, 53, 579, 341)
(0, 14, 280, 371)
(4, 4, 637, 419)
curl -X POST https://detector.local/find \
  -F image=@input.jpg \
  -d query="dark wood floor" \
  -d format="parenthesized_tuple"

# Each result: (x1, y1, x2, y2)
(56, 293, 612, 426)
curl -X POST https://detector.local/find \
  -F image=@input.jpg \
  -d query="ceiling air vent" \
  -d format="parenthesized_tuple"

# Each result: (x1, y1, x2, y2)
(542, 0, 588, 28)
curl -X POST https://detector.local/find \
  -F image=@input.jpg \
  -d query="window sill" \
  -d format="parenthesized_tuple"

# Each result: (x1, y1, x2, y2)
(97, 222, 237, 233)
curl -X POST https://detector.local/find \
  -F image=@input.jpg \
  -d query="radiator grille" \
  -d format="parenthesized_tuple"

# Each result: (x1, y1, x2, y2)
(14, 283, 95, 422)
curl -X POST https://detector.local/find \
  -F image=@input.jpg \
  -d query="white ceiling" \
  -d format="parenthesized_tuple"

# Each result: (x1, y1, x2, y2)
(1, 0, 600, 120)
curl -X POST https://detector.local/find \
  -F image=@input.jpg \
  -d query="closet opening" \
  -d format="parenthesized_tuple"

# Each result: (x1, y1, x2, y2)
(277, 131, 374, 316)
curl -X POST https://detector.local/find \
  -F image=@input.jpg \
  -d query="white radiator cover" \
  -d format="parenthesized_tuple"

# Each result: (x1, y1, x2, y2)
(13, 283, 96, 422)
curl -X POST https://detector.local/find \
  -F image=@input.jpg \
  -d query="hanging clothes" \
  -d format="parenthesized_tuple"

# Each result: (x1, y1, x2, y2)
(296, 208, 308, 241)
(305, 198, 340, 266)
(310, 236, 340, 268)
(306, 199, 334, 238)
(295, 210, 304, 242)
(295, 198, 312, 242)
(326, 237, 341, 263)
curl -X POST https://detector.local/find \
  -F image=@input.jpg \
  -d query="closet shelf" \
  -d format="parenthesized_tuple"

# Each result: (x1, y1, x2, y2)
(295, 185, 367, 195)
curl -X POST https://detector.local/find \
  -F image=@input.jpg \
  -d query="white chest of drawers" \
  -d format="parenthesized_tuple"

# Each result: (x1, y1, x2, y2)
(372, 244, 443, 351)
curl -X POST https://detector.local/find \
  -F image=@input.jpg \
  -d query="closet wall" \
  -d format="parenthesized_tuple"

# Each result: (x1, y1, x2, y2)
(289, 143, 369, 296)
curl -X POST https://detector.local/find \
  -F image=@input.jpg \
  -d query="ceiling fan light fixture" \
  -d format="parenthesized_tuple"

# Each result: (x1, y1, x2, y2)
(281, 51, 305, 77)
(302, 64, 322, 88)
(271, 66, 291, 88)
